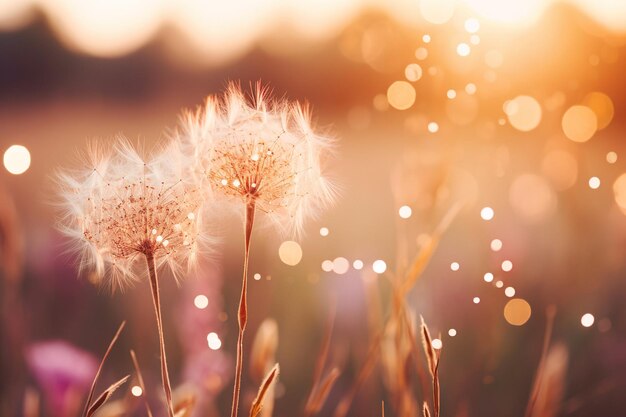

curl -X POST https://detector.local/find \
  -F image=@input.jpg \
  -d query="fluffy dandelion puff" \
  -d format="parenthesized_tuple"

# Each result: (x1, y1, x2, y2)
(179, 82, 336, 235)
(57, 138, 208, 291)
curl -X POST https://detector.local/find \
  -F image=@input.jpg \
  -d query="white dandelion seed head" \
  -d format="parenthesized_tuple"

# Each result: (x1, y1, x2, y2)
(57, 137, 212, 291)
(179, 82, 336, 236)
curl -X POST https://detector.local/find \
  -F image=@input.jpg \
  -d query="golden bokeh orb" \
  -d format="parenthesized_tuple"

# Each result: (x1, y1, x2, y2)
(504, 298, 532, 326)
(505, 95, 542, 132)
(562, 105, 597, 143)
(387, 81, 416, 110)
(278, 241, 303, 266)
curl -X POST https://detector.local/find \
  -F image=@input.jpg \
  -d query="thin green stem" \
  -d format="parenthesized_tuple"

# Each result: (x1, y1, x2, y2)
(145, 253, 175, 417)
(230, 201, 256, 417)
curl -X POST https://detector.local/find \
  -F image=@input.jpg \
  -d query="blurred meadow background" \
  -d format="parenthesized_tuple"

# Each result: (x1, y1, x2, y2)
(1, 0, 626, 416)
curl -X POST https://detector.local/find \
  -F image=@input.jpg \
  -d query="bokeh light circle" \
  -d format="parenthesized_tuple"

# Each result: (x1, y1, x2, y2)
(505, 95, 542, 132)
(3, 144, 31, 175)
(279, 241, 303, 266)
(562, 105, 597, 143)
(504, 298, 532, 326)
(387, 81, 416, 110)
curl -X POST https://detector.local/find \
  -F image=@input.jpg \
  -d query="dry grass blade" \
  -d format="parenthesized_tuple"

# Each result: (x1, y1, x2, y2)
(525, 306, 557, 417)
(420, 317, 436, 377)
(249, 363, 280, 417)
(250, 319, 279, 383)
(432, 352, 441, 417)
(402, 310, 430, 406)
(423, 402, 431, 417)
(305, 367, 340, 416)
(130, 350, 154, 417)
(529, 343, 568, 417)
(86, 375, 130, 417)
(173, 394, 197, 417)
(400, 202, 462, 295)
(83, 321, 126, 417)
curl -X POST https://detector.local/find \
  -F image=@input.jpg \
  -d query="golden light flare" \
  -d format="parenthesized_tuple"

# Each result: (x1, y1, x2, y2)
(387, 81, 416, 110)
(463, 0, 546, 26)
(501, 260, 513, 272)
(504, 298, 532, 326)
(2, 0, 626, 64)
(581, 313, 595, 327)
(279, 241, 303, 266)
(588, 176, 601, 189)
(0, 0, 34, 30)
(504, 286, 516, 297)
(427, 122, 440, 133)
(606, 151, 618, 164)
(372, 260, 387, 274)
(505, 96, 542, 132)
(480, 207, 494, 221)
(321, 260, 333, 272)
(193, 294, 209, 309)
(332, 257, 350, 274)
(404, 63, 423, 82)
(41, 0, 162, 57)
(456, 43, 471, 57)
(207, 332, 222, 350)
(3, 144, 31, 175)
(464, 17, 481, 33)
(398, 205, 412, 219)
(415, 47, 428, 61)
(562, 105, 597, 143)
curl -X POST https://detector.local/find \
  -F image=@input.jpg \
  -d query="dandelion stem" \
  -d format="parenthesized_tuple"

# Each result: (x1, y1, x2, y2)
(145, 252, 175, 417)
(231, 200, 256, 417)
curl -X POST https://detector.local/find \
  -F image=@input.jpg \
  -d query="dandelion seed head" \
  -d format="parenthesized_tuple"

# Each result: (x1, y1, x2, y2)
(180, 82, 335, 236)
(57, 138, 209, 291)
